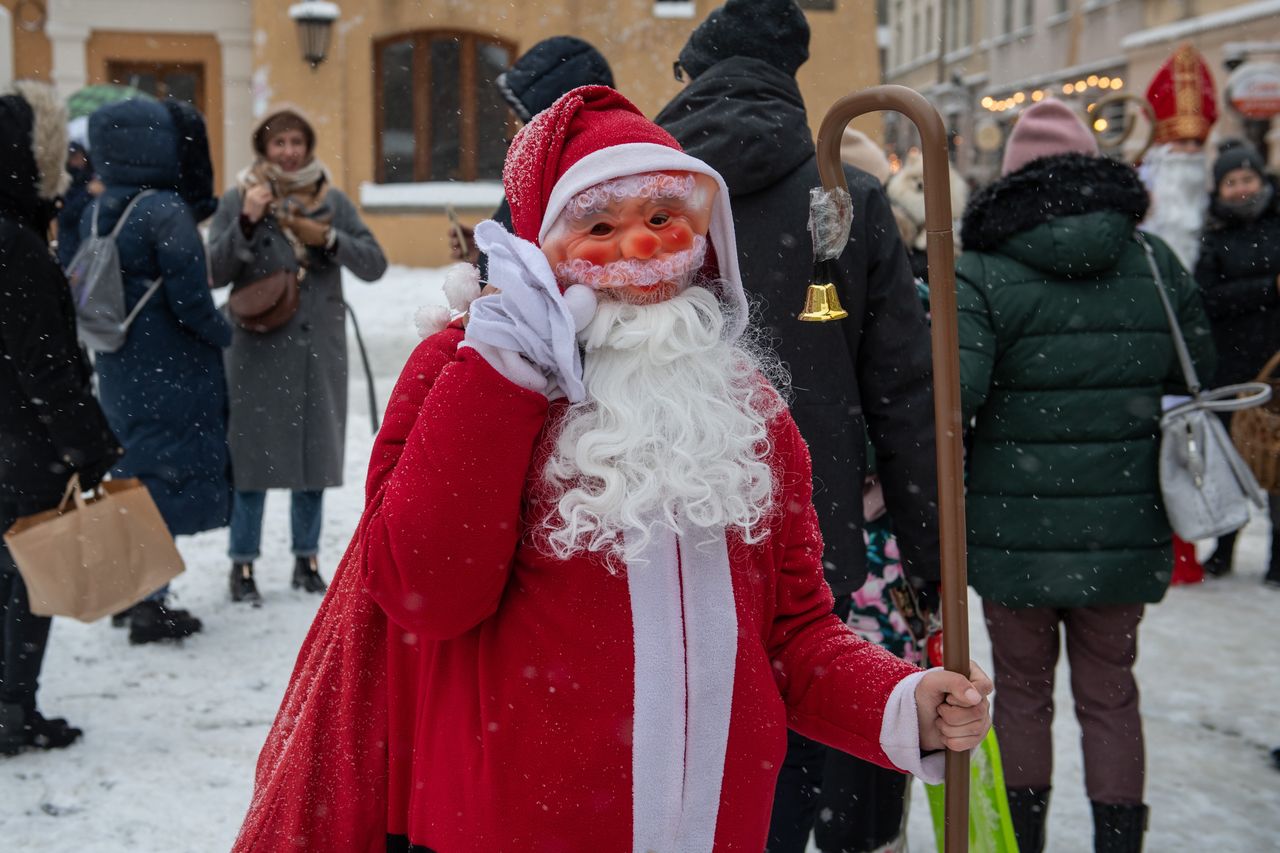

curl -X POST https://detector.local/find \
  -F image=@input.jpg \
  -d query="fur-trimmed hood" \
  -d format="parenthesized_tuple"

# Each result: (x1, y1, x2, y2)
(961, 154, 1148, 254)
(0, 81, 69, 231)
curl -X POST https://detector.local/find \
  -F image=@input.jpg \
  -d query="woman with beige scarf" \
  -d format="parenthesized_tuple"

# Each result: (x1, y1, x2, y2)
(207, 107, 387, 606)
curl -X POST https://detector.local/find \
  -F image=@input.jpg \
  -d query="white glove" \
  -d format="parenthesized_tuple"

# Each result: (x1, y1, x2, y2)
(460, 221, 591, 402)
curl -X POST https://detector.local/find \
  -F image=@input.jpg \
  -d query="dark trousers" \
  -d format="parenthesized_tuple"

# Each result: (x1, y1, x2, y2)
(768, 728, 909, 853)
(984, 600, 1145, 805)
(0, 501, 53, 711)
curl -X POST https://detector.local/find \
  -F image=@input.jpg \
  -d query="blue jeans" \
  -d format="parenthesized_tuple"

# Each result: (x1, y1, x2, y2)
(228, 490, 324, 563)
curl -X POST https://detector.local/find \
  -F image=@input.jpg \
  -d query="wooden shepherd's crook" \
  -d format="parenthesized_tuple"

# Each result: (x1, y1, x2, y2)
(814, 85, 971, 852)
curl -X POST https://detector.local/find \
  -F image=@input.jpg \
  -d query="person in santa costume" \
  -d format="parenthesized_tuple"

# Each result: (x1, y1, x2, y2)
(232, 86, 990, 853)
(1138, 43, 1219, 272)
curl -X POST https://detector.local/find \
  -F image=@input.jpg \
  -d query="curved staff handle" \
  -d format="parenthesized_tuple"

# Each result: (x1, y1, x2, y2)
(814, 85, 971, 852)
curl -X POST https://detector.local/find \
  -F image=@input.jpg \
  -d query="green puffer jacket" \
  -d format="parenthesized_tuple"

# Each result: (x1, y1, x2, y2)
(956, 154, 1216, 609)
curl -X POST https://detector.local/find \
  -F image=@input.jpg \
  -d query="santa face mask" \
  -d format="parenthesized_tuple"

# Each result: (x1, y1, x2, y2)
(542, 171, 719, 305)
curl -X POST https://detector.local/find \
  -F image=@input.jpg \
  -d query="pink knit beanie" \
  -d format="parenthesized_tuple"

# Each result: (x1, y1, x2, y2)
(1001, 100, 1099, 176)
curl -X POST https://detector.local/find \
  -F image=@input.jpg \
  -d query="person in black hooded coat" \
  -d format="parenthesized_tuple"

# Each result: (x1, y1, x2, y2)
(0, 81, 122, 755)
(655, 2, 940, 850)
(64, 97, 231, 644)
(1194, 141, 1280, 583)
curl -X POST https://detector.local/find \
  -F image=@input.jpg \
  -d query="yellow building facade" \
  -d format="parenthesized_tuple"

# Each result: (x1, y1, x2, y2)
(4, 0, 882, 267)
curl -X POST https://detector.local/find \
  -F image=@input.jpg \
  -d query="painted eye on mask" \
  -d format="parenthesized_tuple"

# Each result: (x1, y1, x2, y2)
(649, 212, 670, 227)
(589, 222, 614, 236)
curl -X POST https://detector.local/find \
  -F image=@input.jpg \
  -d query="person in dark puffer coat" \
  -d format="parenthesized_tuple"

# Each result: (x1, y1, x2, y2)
(68, 97, 233, 644)
(0, 81, 122, 754)
(656, 3, 940, 851)
(1193, 141, 1280, 583)
(957, 100, 1215, 853)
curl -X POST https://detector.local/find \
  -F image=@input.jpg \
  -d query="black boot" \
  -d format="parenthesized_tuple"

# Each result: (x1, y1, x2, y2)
(1005, 787, 1050, 853)
(292, 556, 328, 594)
(0, 702, 24, 756)
(230, 562, 262, 605)
(1205, 532, 1236, 577)
(110, 605, 136, 628)
(0, 701, 82, 756)
(128, 599, 203, 644)
(1092, 801, 1148, 853)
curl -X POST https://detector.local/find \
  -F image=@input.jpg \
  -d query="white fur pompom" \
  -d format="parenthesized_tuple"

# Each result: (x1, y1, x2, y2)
(443, 263, 482, 314)
(414, 304, 452, 339)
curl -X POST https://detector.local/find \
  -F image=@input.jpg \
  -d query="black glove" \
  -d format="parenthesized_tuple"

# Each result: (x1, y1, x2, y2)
(72, 445, 124, 491)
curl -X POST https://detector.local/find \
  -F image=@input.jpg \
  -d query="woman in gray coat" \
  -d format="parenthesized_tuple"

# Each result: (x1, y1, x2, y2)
(207, 108, 386, 604)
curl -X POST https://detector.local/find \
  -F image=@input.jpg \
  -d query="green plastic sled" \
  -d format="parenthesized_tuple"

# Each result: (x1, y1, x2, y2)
(924, 729, 1019, 852)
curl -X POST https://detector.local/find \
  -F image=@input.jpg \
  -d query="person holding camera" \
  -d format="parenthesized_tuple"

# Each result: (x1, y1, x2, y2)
(207, 107, 387, 605)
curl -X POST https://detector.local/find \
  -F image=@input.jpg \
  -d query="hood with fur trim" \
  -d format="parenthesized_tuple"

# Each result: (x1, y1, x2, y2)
(962, 154, 1148, 253)
(0, 81, 69, 232)
(886, 150, 969, 251)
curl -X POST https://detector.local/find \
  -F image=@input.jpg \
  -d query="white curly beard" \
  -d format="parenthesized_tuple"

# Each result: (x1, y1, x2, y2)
(1140, 144, 1210, 270)
(539, 286, 780, 568)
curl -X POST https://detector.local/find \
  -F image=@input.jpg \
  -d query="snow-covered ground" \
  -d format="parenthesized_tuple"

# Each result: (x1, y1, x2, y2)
(2, 266, 1277, 852)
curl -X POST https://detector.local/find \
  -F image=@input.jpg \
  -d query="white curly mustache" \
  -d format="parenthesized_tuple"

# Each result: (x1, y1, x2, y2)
(554, 235, 707, 290)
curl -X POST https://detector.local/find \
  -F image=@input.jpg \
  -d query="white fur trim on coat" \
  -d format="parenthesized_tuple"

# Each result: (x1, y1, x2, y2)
(628, 520, 738, 853)
(442, 262, 482, 312)
(878, 669, 946, 784)
(11, 80, 69, 200)
(414, 305, 452, 339)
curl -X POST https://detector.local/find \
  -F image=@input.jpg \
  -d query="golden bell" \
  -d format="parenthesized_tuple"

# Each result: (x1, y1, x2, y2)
(798, 283, 848, 322)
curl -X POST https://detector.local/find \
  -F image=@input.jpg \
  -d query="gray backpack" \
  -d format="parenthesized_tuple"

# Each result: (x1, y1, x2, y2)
(67, 189, 163, 353)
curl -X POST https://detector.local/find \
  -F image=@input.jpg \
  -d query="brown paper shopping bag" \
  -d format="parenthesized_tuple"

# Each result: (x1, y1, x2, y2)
(3, 475, 185, 623)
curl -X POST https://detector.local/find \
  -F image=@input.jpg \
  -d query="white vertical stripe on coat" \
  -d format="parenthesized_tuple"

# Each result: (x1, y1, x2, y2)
(673, 526, 738, 852)
(628, 523, 687, 853)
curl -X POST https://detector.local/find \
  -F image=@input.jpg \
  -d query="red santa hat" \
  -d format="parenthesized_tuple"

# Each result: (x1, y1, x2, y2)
(1145, 43, 1218, 145)
(501, 85, 749, 336)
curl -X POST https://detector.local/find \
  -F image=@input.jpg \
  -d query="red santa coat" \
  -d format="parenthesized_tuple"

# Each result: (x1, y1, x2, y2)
(234, 329, 921, 852)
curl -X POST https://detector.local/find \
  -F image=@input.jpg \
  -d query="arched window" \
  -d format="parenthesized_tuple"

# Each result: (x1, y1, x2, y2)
(374, 31, 516, 184)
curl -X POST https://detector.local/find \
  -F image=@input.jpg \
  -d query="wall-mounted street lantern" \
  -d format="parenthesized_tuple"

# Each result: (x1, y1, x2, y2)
(289, 1, 340, 69)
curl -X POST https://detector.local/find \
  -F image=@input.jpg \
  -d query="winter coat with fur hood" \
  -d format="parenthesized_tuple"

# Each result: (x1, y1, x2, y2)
(656, 56, 940, 596)
(66, 98, 233, 536)
(0, 83, 120, 509)
(1193, 176, 1280, 387)
(957, 153, 1215, 609)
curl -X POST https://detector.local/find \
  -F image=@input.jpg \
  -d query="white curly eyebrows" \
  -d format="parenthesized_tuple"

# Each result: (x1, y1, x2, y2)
(562, 172, 698, 220)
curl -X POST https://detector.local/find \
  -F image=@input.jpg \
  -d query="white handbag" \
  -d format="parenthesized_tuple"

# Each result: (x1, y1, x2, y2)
(1139, 234, 1271, 540)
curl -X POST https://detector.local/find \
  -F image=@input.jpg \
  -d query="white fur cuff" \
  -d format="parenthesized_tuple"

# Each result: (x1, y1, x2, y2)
(879, 669, 945, 784)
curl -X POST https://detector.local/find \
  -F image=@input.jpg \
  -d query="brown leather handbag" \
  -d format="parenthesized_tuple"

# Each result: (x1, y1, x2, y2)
(228, 269, 300, 333)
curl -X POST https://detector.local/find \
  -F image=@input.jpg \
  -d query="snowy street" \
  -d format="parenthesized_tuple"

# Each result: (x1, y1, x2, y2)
(1, 267, 1276, 852)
